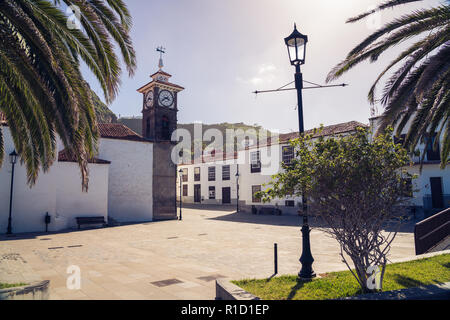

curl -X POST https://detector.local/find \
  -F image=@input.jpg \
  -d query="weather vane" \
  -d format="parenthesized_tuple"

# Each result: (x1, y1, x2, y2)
(156, 46, 166, 70)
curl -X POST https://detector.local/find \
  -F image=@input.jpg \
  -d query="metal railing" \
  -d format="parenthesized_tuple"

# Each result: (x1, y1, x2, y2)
(414, 207, 450, 255)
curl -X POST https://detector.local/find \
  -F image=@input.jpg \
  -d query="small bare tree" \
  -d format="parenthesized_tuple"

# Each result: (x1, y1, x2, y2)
(260, 127, 413, 293)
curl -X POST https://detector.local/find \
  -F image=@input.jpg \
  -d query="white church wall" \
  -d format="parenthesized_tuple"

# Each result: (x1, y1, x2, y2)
(98, 138, 154, 222)
(55, 162, 109, 230)
(0, 126, 56, 233)
(0, 126, 109, 234)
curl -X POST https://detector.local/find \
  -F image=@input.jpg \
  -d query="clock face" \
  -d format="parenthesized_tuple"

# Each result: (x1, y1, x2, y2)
(145, 91, 153, 108)
(158, 90, 174, 108)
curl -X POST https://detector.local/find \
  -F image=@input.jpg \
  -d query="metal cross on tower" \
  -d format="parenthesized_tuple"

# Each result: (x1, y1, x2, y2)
(156, 46, 166, 70)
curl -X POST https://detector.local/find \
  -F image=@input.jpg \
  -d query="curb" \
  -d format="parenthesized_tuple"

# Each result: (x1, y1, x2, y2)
(0, 280, 50, 300)
(215, 279, 260, 300)
(221, 252, 450, 301)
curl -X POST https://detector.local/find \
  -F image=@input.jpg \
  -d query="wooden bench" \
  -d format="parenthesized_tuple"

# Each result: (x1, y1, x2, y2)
(76, 217, 107, 230)
(258, 207, 282, 216)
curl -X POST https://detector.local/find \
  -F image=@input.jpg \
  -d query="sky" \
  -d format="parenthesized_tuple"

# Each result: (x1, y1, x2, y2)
(83, 0, 442, 133)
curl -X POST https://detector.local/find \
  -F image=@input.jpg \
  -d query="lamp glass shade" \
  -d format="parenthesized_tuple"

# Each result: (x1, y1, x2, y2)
(285, 25, 308, 65)
(9, 150, 18, 165)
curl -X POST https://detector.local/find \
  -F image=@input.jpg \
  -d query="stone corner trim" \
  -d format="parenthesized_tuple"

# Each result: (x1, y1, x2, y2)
(215, 279, 261, 300)
(0, 280, 50, 300)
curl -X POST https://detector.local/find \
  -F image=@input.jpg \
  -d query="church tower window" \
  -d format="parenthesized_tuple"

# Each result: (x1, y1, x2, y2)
(162, 116, 170, 140)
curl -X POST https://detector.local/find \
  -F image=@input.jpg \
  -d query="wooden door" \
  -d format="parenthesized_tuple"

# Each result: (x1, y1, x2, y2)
(430, 177, 444, 209)
(194, 184, 201, 203)
(222, 187, 231, 204)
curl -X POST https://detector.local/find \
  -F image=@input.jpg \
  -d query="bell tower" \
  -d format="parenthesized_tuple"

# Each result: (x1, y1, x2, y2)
(136, 48, 184, 220)
(137, 64, 184, 141)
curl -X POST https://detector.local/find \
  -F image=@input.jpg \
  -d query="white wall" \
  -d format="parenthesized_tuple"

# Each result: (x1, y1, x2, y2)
(0, 126, 109, 234)
(178, 158, 239, 205)
(370, 116, 450, 209)
(177, 143, 302, 215)
(237, 146, 301, 214)
(99, 138, 154, 222)
(55, 162, 109, 230)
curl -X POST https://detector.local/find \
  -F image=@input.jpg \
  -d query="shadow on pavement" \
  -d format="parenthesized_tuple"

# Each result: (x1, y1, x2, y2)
(207, 210, 416, 233)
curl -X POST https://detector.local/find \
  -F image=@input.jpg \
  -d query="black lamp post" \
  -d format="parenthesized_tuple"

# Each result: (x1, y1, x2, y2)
(7, 150, 18, 235)
(284, 24, 316, 280)
(178, 169, 183, 221)
(235, 165, 240, 213)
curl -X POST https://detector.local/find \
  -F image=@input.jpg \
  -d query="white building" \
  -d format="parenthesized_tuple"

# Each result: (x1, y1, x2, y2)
(177, 121, 368, 215)
(370, 115, 449, 215)
(178, 118, 449, 217)
(0, 122, 156, 234)
(0, 67, 183, 234)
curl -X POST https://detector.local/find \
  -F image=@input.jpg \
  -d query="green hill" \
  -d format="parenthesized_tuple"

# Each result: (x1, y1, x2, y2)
(92, 90, 117, 123)
(178, 122, 271, 154)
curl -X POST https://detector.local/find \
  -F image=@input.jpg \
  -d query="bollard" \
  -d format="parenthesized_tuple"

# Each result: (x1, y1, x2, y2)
(274, 243, 278, 275)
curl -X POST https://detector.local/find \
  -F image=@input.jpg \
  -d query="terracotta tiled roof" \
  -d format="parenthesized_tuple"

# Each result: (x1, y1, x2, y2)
(278, 121, 369, 143)
(1, 116, 148, 143)
(98, 123, 148, 142)
(182, 151, 238, 165)
(58, 149, 110, 164)
(180, 121, 369, 165)
(0, 112, 7, 125)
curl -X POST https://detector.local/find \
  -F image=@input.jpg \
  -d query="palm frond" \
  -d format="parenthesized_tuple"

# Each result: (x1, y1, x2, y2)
(0, 0, 136, 190)
(347, 0, 423, 23)
(330, 1, 450, 168)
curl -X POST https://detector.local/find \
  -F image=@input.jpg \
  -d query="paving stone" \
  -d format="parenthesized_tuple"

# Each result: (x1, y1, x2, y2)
(0, 207, 418, 299)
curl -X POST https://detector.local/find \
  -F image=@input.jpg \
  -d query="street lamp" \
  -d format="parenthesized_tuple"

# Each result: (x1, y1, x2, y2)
(235, 165, 240, 213)
(7, 150, 18, 235)
(285, 23, 307, 67)
(285, 24, 316, 280)
(178, 169, 183, 221)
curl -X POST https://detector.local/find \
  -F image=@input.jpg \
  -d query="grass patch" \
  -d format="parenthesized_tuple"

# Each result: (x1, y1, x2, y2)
(233, 254, 450, 300)
(0, 283, 27, 289)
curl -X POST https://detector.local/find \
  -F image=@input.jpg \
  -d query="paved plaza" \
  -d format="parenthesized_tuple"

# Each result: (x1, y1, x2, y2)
(0, 207, 416, 300)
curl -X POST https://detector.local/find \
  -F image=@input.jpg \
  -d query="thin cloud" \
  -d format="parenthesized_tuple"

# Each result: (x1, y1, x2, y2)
(237, 63, 278, 86)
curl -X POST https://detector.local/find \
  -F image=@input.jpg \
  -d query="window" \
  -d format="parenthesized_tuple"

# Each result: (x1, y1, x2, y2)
(194, 167, 200, 181)
(282, 146, 294, 165)
(252, 185, 262, 203)
(402, 178, 413, 198)
(251, 151, 261, 173)
(426, 134, 440, 161)
(222, 165, 231, 181)
(161, 116, 170, 140)
(209, 186, 216, 200)
(145, 118, 151, 138)
(285, 200, 295, 207)
(182, 168, 188, 182)
(183, 185, 188, 197)
(208, 166, 216, 181)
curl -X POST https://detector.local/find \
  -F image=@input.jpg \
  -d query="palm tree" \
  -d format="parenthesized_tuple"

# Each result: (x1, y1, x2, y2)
(0, 0, 136, 190)
(327, 0, 449, 168)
